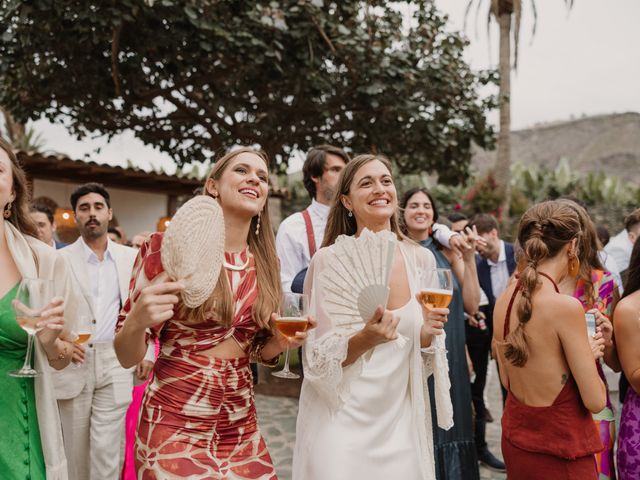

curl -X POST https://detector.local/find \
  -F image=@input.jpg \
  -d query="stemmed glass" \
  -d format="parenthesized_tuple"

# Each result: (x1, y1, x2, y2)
(418, 268, 453, 310)
(9, 278, 54, 378)
(71, 314, 94, 368)
(272, 292, 309, 379)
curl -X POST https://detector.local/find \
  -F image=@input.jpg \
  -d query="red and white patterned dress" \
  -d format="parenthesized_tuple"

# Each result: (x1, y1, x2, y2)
(116, 233, 277, 479)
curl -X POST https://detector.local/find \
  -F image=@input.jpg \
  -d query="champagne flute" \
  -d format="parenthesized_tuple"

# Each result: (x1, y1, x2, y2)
(272, 292, 309, 379)
(71, 314, 94, 368)
(418, 268, 453, 310)
(9, 278, 54, 378)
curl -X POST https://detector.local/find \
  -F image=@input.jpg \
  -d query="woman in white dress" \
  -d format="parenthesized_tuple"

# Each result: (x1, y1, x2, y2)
(293, 154, 454, 480)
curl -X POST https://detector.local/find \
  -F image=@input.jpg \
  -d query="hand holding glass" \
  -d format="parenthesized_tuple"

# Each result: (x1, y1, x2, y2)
(10, 278, 55, 378)
(71, 315, 94, 367)
(418, 268, 453, 310)
(272, 292, 310, 379)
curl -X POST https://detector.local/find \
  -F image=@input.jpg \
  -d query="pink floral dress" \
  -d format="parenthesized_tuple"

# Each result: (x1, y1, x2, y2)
(116, 233, 277, 479)
(574, 269, 618, 480)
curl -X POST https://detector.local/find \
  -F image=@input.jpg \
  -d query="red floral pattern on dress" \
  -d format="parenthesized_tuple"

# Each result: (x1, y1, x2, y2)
(116, 233, 277, 479)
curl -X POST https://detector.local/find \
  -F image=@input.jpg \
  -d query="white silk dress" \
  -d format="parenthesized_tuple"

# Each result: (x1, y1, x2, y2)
(292, 237, 453, 480)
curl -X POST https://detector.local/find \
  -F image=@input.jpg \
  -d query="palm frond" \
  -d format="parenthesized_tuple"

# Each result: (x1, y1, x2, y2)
(513, 0, 522, 69)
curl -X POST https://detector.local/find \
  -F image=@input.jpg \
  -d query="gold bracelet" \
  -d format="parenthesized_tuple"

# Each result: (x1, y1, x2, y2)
(251, 340, 281, 367)
(47, 341, 69, 362)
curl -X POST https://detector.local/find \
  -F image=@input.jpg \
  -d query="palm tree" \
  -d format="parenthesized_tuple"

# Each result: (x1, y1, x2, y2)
(1, 107, 46, 151)
(465, 0, 574, 219)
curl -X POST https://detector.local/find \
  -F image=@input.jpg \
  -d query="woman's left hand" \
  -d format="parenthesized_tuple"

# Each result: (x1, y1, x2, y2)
(33, 297, 65, 348)
(591, 308, 613, 347)
(270, 313, 317, 351)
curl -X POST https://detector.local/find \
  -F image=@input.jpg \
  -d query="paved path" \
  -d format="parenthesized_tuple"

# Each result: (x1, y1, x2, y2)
(256, 362, 507, 480)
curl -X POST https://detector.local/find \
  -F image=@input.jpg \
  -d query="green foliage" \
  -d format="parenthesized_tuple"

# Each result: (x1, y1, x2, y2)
(0, 0, 496, 178)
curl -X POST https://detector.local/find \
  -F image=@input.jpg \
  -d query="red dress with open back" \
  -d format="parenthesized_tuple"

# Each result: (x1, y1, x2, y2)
(500, 273, 603, 480)
(116, 233, 277, 479)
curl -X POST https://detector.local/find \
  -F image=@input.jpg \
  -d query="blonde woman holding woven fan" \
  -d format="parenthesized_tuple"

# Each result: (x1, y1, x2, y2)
(493, 200, 606, 479)
(114, 148, 314, 479)
(292, 154, 453, 480)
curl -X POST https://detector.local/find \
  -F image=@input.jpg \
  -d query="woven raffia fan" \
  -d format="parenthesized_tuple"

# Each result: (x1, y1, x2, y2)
(161, 195, 225, 308)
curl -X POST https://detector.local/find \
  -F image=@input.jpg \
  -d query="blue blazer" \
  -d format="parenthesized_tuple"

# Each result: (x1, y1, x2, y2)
(477, 241, 516, 329)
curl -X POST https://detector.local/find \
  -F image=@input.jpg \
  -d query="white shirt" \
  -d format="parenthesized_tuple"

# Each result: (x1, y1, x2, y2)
(599, 250, 624, 295)
(604, 229, 634, 272)
(80, 237, 121, 343)
(276, 199, 331, 293)
(487, 240, 510, 299)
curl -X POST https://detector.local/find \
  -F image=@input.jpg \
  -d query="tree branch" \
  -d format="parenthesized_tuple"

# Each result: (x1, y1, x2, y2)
(111, 25, 123, 97)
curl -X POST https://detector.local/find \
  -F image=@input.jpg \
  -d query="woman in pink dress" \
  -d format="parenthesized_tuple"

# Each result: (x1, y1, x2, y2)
(114, 148, 312, 479)
(121, 339, 158, 480)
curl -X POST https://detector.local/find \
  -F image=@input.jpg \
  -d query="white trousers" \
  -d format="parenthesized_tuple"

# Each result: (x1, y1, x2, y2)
(58, 342, 133, 480)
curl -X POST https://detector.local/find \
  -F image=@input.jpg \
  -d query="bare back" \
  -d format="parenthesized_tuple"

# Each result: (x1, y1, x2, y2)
(493, 277, 605, 412)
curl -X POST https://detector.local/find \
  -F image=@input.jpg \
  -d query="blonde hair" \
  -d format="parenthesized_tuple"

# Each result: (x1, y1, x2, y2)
(322, 154, 404, 247)
(181, 147, 281, 329)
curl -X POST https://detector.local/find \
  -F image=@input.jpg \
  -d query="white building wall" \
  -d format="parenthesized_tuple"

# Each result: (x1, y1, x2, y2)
(33, 179, 167, 238)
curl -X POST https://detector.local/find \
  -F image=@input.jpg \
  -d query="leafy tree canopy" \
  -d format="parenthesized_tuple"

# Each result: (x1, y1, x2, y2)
(1, 0, 496, 181)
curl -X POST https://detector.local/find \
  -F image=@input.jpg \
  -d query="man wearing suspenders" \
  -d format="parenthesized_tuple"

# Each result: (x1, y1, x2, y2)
(276, 145, 350, 294)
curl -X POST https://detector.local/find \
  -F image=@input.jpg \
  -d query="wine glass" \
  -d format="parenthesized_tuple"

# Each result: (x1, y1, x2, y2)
(9, 278, 54, 378)
(272, 292, 309, 379)
(71, 314, 94, 368)
(418, 268, 453, 310)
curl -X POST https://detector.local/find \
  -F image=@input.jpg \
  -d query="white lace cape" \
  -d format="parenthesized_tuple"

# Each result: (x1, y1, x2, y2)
(292, 238, 453, 480)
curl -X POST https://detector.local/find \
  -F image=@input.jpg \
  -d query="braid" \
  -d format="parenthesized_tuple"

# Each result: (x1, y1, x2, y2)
(504, 227, 549, 367)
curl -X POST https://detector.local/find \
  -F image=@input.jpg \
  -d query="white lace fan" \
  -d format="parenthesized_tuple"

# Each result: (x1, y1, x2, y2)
(318, 229, 397, 328)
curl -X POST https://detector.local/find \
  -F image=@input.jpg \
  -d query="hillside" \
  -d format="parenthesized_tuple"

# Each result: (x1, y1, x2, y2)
(472, 112, 640, 184)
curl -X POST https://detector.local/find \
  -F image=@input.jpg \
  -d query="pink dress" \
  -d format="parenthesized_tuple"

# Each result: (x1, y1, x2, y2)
(116, 233, 277, 479)
(121, 339, 159, 480)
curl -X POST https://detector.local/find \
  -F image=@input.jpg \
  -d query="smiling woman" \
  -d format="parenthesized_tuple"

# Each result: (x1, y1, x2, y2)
(113, 147, 314, 479)
(294, 154, 454, 480)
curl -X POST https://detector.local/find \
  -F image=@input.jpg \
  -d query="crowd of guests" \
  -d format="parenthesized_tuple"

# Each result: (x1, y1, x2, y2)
(1, 134, 640, 480)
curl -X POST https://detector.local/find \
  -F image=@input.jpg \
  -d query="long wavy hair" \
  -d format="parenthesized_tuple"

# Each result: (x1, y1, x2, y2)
(505, 200, 582, 367)
(322, 154, 404, 247)
(182, 147, 281, 330)
(556, 199, 605, 306)
(0, 138, 38, 237)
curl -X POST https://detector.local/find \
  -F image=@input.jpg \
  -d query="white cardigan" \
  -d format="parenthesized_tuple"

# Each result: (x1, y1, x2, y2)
(5, 222, 79, 480)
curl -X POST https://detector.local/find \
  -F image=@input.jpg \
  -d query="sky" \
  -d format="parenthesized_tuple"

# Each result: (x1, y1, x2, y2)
(15, 0, 640, 173)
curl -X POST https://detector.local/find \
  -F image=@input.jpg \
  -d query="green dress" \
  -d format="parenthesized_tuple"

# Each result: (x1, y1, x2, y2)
(0, 282, 46, 479)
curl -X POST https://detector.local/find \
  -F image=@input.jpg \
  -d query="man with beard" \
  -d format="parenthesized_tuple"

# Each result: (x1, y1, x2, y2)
(54, 183, 154, 480)
(276, 145, 351, 293)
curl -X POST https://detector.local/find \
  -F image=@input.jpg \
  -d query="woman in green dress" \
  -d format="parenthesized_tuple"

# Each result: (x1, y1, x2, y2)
(400, 187, 481, 480)
(0, 137, 77, 479)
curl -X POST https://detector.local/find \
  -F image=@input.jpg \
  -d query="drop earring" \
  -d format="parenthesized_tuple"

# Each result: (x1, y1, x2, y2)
(568, 254, 580, 277)
(3, 202, 11, 219)
(255, 212, 261, 236)
(347, 210, 353, 218)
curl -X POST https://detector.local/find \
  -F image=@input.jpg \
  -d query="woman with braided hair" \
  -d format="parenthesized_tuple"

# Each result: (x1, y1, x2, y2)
(492, 201, 606, 479)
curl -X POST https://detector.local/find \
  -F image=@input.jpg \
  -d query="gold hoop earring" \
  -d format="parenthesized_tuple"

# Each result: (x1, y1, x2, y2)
(255, 212, 261, 236)
(3, 202, 11, 219)
(568, 255, 580, 277)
